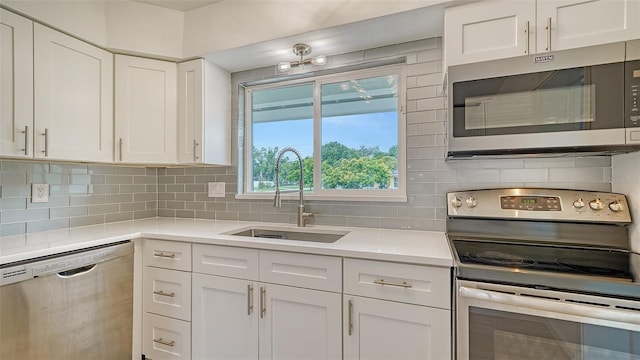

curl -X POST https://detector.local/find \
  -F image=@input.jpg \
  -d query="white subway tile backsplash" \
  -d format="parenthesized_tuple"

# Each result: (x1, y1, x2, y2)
(500, 169, 549, 183)
(549, 167, 606, 183)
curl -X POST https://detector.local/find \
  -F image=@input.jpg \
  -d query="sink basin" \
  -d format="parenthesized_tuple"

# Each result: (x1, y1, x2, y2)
(226, 226, 348, 243)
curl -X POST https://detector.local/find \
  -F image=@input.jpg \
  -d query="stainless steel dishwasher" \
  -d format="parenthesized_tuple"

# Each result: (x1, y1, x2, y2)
(0, 241, 133, 360)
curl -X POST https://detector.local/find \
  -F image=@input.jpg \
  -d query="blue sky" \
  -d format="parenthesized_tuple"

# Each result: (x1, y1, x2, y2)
(253, 112, 398, 158)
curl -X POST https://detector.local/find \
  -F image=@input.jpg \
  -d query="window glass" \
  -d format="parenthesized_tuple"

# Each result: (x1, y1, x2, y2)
(246, 67, 403, 198)
(250, 83, 313, 192)
(320, 75, 399, 190)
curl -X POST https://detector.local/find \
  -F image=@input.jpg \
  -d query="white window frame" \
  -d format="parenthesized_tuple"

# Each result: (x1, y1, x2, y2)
(238, 65, 407, 202)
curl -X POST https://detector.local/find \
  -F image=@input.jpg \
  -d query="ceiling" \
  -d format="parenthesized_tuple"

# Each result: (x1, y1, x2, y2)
(133, 0, 220, 12)
(204, 4, 446, 73)
(129, 0, 446, 73)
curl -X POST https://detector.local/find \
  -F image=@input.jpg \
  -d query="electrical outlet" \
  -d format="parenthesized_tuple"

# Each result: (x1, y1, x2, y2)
(208, 182, 225, 198)
(31, 183, 49, 203)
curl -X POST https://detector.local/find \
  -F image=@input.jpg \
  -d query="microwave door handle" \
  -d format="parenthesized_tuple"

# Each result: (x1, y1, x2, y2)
(459, 286, 640, 326)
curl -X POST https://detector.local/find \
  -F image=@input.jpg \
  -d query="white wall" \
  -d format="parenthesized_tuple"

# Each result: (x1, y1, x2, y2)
(182, 0, 450, 57)
(2, 0, 108, 46)
(3, 0, 184, 59)
(612, 151, 640, 253)
(105, 1, 183, 59)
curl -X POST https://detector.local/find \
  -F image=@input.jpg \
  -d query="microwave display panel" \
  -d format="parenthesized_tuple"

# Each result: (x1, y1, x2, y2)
(464, 85, 595, 130)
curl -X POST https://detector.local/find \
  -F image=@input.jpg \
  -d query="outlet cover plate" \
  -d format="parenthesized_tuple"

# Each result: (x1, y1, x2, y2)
(32, 183, 49, 203)
(208, 182, 225, 198)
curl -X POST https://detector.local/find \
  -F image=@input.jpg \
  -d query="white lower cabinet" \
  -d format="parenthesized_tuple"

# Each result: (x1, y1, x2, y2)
(146, 241, 452, 360)
(142, 239, 192, 360)
(191, 245, 342, 360)
(260, 283, 342, 360)
(343, 295, 450, 360)
(192, 274, 259, 360)
(144, 313, 191, 360)
(343, 258, 452, 360)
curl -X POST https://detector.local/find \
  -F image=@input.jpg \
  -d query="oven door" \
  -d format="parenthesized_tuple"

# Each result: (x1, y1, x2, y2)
(456, 281, 640, 360)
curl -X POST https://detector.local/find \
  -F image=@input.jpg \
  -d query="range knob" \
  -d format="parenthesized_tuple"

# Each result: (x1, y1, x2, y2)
(589, 199, 605, 211)
(608, 200, 625, 212)
(573, 198, 585, 209)
(451, 197, 462, 208)
(465, 196, 478, 208)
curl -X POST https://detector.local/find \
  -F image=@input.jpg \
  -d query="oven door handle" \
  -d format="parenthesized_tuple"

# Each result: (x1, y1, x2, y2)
(459, 286, 640, 326)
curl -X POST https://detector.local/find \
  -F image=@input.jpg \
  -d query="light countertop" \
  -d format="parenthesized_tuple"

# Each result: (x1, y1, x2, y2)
(0, 218, 453, 267)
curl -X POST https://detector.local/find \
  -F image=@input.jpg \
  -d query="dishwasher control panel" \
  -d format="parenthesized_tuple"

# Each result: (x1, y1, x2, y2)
(0, 246, 117, 287)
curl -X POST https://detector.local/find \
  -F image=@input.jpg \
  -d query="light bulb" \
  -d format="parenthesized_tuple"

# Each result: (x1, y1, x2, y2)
(277, 62, 291, 72)
(311, 55, 327, 66)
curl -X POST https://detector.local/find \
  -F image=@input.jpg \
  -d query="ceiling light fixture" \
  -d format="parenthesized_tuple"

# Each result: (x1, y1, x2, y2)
(277, 43, 327, 72)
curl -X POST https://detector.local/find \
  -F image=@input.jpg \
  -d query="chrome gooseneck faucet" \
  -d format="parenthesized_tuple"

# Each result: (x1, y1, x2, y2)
(273, 147, 313, 227)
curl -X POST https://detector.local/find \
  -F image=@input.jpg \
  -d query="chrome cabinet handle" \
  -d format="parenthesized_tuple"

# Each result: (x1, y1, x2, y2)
(153, 337, 175, 347)
(42, 128, 49, 156)
(153, 290, 175, 297)
(348, 299, 354, 336)
(193, 139, 199, 161)
(21, 126, 29, 155)
(248, 284, 254, 315)
(545, 17, 552, 51)
(373, 279, 413, 288)
(260, 286, 266, 318)
(119, 138, 123, 161)
(153, 252, 176, 259)
(524, 21, 530, 54)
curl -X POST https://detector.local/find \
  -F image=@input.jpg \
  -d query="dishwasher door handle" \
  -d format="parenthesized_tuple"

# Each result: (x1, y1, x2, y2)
(57, 264, 97, 278)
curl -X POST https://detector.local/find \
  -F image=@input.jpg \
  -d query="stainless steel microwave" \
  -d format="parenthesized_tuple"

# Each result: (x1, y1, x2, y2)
(447, 40, 640, 158)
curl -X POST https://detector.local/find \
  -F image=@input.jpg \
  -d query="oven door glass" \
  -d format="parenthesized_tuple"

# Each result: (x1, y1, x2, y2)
(469, 308, 639, 360)
(452, 63, 625, 138)
(457, 284, 640, 360)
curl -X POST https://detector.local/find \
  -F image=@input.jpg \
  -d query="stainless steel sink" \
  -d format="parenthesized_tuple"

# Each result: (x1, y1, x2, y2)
(226, 226, 348, 243)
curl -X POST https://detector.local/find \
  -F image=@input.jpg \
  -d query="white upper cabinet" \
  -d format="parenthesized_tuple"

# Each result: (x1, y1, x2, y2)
(178, 59, 230, 165)
(33, 23, 113, 162)
(445, 0, 640, 66)
(444, 0, 535, 66)
(537, 0, 640, 53)
(115, 54, 177, 164)
(0, 9, 33, 159)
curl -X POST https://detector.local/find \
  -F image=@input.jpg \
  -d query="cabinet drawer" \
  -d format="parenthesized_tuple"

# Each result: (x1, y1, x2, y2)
(344, 258, 450, 309)
(193, 244, 259, 280)
(143, 313, 191, 360)
(144, 239, 191, 271)
(144, 267, 191, 321)
(259, 250, 341, 292)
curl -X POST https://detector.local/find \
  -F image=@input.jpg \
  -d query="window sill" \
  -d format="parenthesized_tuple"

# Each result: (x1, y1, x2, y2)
(235, 193, 408, 203)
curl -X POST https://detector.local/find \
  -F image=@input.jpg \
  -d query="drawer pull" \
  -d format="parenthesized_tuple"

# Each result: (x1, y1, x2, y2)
(348, 299, 354, 336)
(248, 284, 254, 315)
(153, 252, 176, 259)
(260, 286, 266, 318)
(153, 290, 175, 297)
(153, 337, 175, 347)
(373, 279, 412, 288)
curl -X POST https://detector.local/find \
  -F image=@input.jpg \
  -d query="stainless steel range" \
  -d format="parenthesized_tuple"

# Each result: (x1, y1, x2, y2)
(446, 188, 639, 360)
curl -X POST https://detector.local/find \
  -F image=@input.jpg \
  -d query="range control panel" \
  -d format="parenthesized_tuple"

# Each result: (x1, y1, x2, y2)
(447, 188, 631, 224)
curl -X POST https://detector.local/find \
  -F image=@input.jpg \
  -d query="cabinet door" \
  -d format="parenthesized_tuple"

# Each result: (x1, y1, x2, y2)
(537, 0, 640, 53)
(259, 283, 342, 360)
(192, 274, 258, 360)
(33, 23, 113, 162)
(344, 296, 451, 360)
(178, 59, 230, 165)
(115, 54, 177, 164)
(0, 9, 33, 158)
(444, 0, 535, 66)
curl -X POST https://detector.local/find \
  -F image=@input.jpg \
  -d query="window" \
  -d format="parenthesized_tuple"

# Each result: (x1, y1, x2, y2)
(243, 66, 406, 201)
